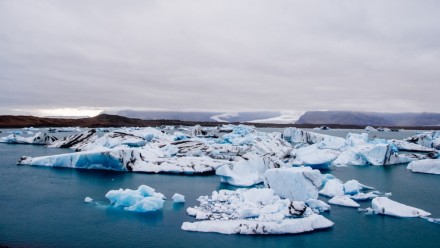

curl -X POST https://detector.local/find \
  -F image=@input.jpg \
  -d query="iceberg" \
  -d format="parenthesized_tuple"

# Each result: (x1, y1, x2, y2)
(305, 199, 331, 213)
(105, 185, 165, 212)
(263, 167, 322, 201)
(283, 127, 344, 147)
(407, 159, 440, 175)
(371, 197, 431, 217)
(389, 139, 436, 152)
(216, 156, 268, 186)
(350, 192, 379, 201)
(182, 188, 333, 235)
(404, 131, 440, 150)
(172, 193, 185, 203)
(18, 147, 230, 174)
(57, 127, 82, 132)
(0, 132, 58, 145)
(48, 129, 98, 150)
(84, 197, 93, 203)
(291, 144, 339, 169)
(319, 179, 344, 198)
(328, 196, 360, 208)
(365, 126, 377, 132)
(181, 215, 334, 235)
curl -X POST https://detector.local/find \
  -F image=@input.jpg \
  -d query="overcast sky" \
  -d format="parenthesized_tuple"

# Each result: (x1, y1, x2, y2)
(1, 0, 439, 116)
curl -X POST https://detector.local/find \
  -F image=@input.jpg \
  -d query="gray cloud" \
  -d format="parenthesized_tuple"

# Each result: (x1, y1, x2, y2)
(1, 0, 439, 115)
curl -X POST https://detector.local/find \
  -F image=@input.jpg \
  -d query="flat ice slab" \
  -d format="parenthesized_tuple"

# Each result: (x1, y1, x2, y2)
(182, 214, 333, 235)
(371, 197, 431, 217)
(407, 159, 440, 175)
(328, 196, 360, 208)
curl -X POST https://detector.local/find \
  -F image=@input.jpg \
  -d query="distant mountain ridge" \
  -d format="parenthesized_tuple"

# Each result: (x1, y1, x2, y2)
(110, 110, 299, 123)
(296, 111, 440, 126)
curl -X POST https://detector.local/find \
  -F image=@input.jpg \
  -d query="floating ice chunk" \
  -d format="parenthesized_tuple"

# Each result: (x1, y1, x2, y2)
(216, 156, 268, 186)
(181, 214, 333, 235)
(48, 129, 98, 150)
(358, 207, 374, 214)
(316, 136, 346, 150)
(389, 139, 436, 152)
(57, 127, 82, 132)
(105, 185, 165, 212)
(264, 167, 322, 201)
(23, 127, 39, 131)
(321, 174, 341, 187)
(84, 197, 93, 203)
(282, 127, 336, 145)
(328, 196, 360, 208)
(292, 144, 339, 169)
(405, 131, 440, 150)
(7, 130, 22, 135)
(0, 132, 58, 145)
(172, 193, 185, 203)
(407, 159, 440, 175)
(371, 197, 431, 217)
(319, 179, 344, 198)
(17, 147, 229, 174)
(343, 180, 361, 195)
(305, 199, 330, 212)
(183, 188, 333, 235)
(365, 126, 377, 132)
(350, 192, 379, 201)
(421, 217, 440, 224)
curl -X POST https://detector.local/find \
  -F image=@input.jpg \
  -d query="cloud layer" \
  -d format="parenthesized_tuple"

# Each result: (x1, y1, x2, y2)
(1, 0, 439, 115)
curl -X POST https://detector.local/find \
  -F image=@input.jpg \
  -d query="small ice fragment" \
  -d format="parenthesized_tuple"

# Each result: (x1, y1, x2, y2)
(84, 197, 93, 203)
(172, 193, 185, 203)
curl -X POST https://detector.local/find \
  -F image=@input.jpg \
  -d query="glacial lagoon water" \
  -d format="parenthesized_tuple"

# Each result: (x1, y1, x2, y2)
(0, 129, 439, 248)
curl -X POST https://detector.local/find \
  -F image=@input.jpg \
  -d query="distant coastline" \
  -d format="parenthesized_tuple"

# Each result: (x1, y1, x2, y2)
(0, 113, 439, 130)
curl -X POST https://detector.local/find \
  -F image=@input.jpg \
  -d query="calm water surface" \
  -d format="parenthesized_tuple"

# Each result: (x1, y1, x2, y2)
(0, 129, 439, 248)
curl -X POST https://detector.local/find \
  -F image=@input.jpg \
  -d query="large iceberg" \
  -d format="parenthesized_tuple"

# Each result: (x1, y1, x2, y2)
(407, 159, 440, 175)
(182, 188, 333, 235)
(105, 185, 165, 212)
(263, 167, 322, 201)
(371, 197, 431, 217)
(182, 215, 334, 235)
(18, 147, 230, 174)
(0, 132, 58, 145)
(48, 129, 98, 150)
(404, 131, 440, 150)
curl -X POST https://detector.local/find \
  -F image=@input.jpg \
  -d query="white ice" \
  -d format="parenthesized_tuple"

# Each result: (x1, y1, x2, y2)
(407, 159, 440, 175)
(328, 196, 360, 208)
(263, 167, 322, 201)
(105, 185, 165, 212)
(319, 179, 344, 198)
(182, 188, 333, 235)
(371, 197, 431, 217)
(172, 193, 185, 203)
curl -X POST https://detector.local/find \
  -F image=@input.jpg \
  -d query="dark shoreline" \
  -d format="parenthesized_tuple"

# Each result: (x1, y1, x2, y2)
(1, 114, 439, 130)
